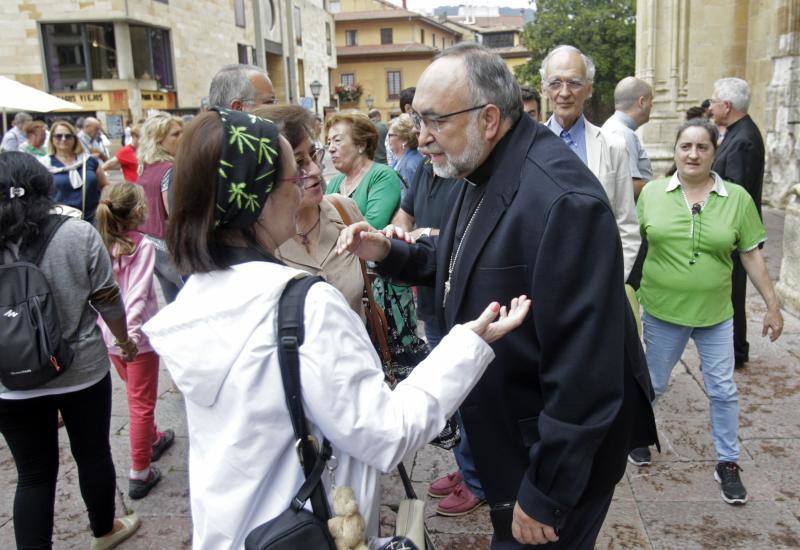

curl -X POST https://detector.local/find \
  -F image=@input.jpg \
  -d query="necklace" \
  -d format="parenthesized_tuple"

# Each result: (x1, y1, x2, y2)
(444, 196, 484, 307)
(295, 214, 321, 249)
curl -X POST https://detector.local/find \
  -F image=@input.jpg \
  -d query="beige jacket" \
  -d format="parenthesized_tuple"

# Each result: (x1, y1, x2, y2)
(276, 196, 365, 317)
(585, 119, 641, 280)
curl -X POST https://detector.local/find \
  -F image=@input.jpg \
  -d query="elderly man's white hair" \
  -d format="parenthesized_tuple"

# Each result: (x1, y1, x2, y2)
(208, 64, 268, 109)
(614, 77, 653, 111)
(539, 45, 596, 83)
(713, 77, 750, 112)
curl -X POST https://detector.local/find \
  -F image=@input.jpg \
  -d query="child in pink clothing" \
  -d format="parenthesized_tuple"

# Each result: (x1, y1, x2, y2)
(96, 183, 174, 499)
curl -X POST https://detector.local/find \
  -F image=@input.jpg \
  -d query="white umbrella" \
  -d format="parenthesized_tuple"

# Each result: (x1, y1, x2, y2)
(0, 76, 83, 133)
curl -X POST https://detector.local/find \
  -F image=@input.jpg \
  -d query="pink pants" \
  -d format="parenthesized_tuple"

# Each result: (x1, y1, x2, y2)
(111, 351, 160, 471)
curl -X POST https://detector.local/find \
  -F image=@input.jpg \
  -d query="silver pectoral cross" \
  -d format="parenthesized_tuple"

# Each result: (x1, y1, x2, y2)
(443, 279, 451, 307)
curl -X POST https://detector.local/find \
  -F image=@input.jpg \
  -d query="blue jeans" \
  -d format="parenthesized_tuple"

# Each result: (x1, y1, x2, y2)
(423, 318, 444, 349)
(642, 311, 739, 462)
(454, 413, 485, 499)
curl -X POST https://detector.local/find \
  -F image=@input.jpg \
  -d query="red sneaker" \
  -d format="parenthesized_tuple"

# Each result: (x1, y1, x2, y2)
(435, 482, 485, 516)
(427, 471, 464, 498)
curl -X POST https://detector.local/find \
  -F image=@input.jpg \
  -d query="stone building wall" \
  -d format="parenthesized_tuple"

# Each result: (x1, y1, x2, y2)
(635, 0, 799, 208)
(0, 0, 257, 111)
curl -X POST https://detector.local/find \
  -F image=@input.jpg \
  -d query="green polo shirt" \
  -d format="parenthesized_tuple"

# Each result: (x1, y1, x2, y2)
(637, 173, 765, 327)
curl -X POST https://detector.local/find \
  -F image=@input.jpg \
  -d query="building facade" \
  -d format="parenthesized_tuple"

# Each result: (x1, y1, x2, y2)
(636, 0, 800, 318)
(331, 0, 460, 119)
(1, 0, 335, 136)
(635, 0, 799, 208)
(441, 7, 530, 73)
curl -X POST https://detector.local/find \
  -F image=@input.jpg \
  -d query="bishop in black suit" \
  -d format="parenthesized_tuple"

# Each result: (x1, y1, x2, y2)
(339, 44, 658, 549)
(710, 78, 766, 365)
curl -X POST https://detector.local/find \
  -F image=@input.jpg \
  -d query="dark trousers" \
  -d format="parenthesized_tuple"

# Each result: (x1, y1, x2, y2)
(731, 254, 749, 363)
(0, 373, 116, 548)
(490, 489, 614, 550)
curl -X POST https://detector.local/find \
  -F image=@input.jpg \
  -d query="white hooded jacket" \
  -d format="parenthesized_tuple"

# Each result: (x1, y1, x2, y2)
(143, 260, 495, 549)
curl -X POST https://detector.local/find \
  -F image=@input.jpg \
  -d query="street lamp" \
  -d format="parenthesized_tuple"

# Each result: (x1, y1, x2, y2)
(309, 80, 323, 114)
(365, 95, 374, 110)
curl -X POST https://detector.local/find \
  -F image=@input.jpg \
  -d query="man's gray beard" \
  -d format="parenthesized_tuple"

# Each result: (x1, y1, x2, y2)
(431, 121, 485, 179)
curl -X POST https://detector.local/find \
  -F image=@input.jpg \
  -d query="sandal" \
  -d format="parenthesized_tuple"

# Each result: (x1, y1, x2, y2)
(90, 513, 140, 550)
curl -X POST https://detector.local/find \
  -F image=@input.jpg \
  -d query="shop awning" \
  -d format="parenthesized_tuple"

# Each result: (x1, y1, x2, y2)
(0, 76, 83, 133)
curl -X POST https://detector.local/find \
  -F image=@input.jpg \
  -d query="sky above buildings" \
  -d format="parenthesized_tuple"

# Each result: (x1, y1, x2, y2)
(390, 0, 534, 15)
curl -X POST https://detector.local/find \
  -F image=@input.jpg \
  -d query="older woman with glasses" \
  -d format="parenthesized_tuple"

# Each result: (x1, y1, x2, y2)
(40, 119, 109, 223)
(630, 118, 783, 506)
(326, 113, 428, 381)
(253, 105, 365, 316)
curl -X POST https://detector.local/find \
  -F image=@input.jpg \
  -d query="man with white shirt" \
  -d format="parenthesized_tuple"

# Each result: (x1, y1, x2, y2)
(542, 45, 640, 280)
(1, 112, 32, 152)
(602, 77, 653, 200)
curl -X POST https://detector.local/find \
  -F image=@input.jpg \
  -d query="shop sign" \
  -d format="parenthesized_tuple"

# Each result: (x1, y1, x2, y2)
(141, 91, 176, 109)
(52, 90, 128, 111)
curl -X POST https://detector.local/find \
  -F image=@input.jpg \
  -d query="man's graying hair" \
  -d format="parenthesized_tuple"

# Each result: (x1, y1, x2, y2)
(434, 43, 523, 124)
(713, 77, 750, 112)
(539, 45, 596, 83)
(208, 64, 267, 108)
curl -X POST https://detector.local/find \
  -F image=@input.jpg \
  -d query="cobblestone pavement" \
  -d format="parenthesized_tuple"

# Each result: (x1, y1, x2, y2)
(1, 208, 798, 549)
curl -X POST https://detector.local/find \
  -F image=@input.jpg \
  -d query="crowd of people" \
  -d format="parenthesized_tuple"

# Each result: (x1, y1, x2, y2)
(0, 40, 785, 550)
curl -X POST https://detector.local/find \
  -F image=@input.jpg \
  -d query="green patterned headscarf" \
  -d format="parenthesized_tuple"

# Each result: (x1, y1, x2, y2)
(211, 107, 280, 229)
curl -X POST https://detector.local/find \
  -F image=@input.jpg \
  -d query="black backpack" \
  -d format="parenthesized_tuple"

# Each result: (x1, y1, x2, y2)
(0, 215, 75, 390)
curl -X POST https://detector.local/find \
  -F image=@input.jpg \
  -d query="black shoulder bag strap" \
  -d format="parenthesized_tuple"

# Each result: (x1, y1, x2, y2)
(17, 215, 70, 265)
(277, 275, 332, 520)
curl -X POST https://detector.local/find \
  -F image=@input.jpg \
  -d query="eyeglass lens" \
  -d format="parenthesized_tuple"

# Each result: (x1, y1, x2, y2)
(54, 133, 74, 140)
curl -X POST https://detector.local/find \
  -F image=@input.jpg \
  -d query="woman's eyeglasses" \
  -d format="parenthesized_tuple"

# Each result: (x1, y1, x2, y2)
(53, 133, 75, 141)
(281, 169, 316, 188)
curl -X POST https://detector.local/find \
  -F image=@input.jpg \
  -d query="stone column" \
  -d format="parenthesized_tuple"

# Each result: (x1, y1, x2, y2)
(777, 185, 800, 316)
(763, 0, 800, 207)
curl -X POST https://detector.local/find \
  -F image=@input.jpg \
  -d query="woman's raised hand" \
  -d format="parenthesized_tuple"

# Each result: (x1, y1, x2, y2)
(336, 221, 391, 261)
(465, 295, 532, 344)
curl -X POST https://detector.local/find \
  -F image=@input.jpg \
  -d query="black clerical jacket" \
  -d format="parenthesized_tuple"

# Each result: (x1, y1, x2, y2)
(712, 114, 765, 215)
(378, 115, 658, 542)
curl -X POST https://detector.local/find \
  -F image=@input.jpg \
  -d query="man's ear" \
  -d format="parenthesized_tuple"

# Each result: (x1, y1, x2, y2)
(230, 100, 244, 112)
(482, 105, 502, 141)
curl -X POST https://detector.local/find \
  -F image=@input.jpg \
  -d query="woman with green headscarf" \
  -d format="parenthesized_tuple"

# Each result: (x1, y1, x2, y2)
(142, 108, 531, 549)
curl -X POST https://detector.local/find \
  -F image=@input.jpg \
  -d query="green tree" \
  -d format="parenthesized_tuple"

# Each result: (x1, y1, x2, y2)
(515, 0, 636, 122)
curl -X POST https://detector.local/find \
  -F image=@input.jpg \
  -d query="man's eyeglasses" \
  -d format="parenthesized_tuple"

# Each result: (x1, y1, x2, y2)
(544, 79, 586, 92)
(53, 133, 75, 141)
(410, 104, 488, 133)
(241, 96, 279, 106)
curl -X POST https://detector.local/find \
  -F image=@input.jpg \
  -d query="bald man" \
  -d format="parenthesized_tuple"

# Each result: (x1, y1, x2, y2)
(602, 77, 654, 200)
(78, 117, 110, 161)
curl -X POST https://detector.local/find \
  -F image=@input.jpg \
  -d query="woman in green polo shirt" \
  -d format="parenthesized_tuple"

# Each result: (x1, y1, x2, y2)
(630, 118, 783, 506)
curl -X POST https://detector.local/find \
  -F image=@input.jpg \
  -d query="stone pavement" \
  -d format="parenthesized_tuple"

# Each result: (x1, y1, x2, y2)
(1, 208, 798, 549)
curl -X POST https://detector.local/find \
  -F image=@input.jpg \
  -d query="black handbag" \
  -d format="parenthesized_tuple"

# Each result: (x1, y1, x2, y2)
(245, 276, 337, 550)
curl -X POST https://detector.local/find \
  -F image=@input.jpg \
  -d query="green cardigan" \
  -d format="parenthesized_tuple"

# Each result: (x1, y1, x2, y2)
(326, 162, 402, 228)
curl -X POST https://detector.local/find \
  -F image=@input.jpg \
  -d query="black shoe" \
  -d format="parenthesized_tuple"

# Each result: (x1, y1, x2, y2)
(129, 466, 162, 499)
(628, 446, 651, 466)
(714, 462, 748, 505)
(151, 429, 175, 462)
(734, 361, 746, 370)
